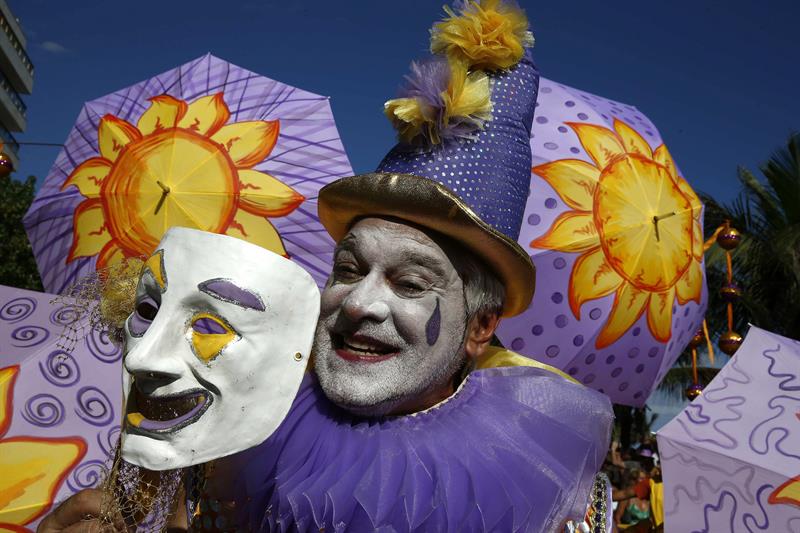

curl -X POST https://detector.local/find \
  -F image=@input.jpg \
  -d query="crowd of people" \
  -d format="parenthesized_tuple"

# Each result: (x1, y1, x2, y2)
(602, 436, 664, 532)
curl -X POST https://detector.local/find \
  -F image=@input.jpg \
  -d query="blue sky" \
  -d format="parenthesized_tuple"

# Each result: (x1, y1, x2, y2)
(10, 0, 800, 205)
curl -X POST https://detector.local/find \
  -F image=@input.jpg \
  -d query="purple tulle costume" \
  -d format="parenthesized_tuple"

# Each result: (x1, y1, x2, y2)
(225, 365, 612, 532)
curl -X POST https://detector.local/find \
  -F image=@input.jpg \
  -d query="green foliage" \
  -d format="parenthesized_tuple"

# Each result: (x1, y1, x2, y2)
(0, 175, 43, 291)
(702, 132, 800, 339)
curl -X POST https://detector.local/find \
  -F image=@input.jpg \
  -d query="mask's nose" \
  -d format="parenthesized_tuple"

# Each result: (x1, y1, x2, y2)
(130, 370, 180, 395)
(124, 317, 186, 392)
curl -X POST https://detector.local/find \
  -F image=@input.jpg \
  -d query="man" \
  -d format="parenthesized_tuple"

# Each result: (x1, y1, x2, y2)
(40, 1, 613, 531)
(312, 215, 504, 417)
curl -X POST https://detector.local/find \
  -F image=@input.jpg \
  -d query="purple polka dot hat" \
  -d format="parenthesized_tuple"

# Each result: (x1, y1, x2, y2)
(319, 0, 539, 316)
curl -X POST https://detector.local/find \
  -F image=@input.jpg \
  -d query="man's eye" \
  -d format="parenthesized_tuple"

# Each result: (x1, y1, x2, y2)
(333, 264, 361, 281)
(135, 300, 158, 321)
(394, 278, 428, 295)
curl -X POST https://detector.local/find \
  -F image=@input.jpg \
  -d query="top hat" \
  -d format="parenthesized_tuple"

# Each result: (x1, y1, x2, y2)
(319, 0, 539, 316)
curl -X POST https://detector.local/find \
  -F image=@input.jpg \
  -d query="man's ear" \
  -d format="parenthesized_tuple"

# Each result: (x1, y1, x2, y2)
(464, 312, 501, 360)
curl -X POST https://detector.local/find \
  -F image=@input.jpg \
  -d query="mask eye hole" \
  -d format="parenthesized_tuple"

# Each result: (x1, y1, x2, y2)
(128, 296, 159, 337)
(192, 316, 228, 335)
(190, 313, 236, 363)
(136, 301, 158, 321)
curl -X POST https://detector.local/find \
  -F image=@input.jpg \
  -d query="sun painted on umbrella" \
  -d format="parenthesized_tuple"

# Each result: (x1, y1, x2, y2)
(531, 119, 703, 349)
(771, 473, 800, 509)
(62, 93, 304, 269)
(0, 366, 86, 530)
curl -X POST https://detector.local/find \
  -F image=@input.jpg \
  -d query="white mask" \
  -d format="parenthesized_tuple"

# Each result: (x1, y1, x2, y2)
(120, 227, 319, 470)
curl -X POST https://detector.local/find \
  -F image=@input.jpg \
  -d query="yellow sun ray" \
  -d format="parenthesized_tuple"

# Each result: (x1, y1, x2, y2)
(0, 366, 88, 528)
(226, 209, 287, 257)
(676, 260, 703, 305)
(68, 200, 112, 262)
(239, 169, 305, 217)
(61, 158, 111, 197)
(614, 119, 653, 159)
(647, 286, 676, 342)
(770, 475, 800, 508)
(96, 241, 126, 269)
(653, 144, 678, 180)
(177, 94, 231, 137)
(137, 95, 188, 136)
(211, 120, 280, 169)
(98, 115, 141, 162)
(596, 282, 650, 348)
(533, 159, 600, 211)
(568, 246, 623, 319)
(531, 211, 601, 253)
(0, 438, 86, 525)
(692, 221, 704, 260)
(567, 122, 626, 168)
(0, 366, 17, 436)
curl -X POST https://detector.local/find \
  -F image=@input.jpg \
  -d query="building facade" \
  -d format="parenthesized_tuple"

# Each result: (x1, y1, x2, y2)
(0, 0, 32, 167)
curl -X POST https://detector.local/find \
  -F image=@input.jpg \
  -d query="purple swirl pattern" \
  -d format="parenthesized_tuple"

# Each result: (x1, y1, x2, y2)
(97, 424, 121, 457)
(86, 327, 121, 363)
(49, 304, 81, 327)
(38, 349, 81, 387)
(1, 284, 123, 514)
(10, 324, 50, 348)
(658, 327, 800, 532)
(0, 296, 37, 323)
(66, 459, 107, 492)
(75, 386, 114, 427)
(22, 393, 65, 427)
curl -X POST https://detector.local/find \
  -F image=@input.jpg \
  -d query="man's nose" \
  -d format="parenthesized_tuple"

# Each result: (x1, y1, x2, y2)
(341, 272, 391, 323)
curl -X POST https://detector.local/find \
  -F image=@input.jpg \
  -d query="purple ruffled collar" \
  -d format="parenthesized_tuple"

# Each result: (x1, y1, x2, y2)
(221, 366, 612, 532)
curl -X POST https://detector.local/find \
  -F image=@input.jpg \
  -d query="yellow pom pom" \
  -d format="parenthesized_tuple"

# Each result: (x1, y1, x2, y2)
(384, 97, 438, 145)
(442, 59, 492, 136)
(431, 0, 534, 71)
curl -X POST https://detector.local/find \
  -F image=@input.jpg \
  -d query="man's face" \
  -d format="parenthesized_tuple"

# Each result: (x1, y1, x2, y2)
(313, 217, 468, 416)
(120, 228, 319, 470)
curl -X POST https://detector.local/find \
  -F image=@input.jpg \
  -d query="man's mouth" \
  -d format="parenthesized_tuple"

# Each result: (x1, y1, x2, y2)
(333, 333, 399, 363)
(125, 385, 212, 435)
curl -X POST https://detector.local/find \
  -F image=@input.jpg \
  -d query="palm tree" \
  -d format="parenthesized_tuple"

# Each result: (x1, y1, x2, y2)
(703, 132, 800, 339)
(657, 132, 800, 401)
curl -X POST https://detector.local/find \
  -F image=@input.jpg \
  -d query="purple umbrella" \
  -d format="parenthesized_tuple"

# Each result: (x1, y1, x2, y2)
(497, 77, 707, 406)
(0, 283, 121, 530)
(24, 54, 352, 294)
(657, 326, 800, 531)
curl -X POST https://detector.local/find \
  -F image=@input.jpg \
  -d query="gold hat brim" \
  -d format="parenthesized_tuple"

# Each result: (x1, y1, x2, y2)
(317, 172, 535, 317)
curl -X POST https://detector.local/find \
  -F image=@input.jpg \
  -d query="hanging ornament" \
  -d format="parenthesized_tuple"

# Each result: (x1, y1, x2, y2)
(719, 282, 742, 302)
(714, 221, 743, 355)
(689, 329, 705, 349)
(685, 383, 703, 401)
(719, 331, 744, 355)
(0, 151, 12, 178)
(716, 226, 742, 250)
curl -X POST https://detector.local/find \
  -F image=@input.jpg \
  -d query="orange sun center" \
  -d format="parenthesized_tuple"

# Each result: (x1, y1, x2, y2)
(594, 154, 694, 292)
(101, 128, 239, 256)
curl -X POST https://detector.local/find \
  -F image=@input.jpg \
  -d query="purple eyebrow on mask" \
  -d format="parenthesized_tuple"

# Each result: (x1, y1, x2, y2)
(197, 278, 266, 312)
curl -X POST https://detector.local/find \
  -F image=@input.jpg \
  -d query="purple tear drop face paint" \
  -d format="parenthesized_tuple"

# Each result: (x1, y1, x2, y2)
(426, 299, 441, 346)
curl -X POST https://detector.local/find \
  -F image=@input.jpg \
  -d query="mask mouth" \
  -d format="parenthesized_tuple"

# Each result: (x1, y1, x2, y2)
(125, 385, 212, 435)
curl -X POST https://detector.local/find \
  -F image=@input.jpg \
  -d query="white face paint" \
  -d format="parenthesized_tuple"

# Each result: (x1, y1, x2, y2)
(313, 217, 469, 416)
(120, 227, 319, 470)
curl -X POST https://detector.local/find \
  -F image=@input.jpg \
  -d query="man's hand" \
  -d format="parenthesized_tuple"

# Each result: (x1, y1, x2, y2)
(36, 489, 125, 533)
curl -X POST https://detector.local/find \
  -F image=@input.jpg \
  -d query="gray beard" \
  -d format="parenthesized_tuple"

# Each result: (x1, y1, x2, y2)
(313, 328, 467, 418)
